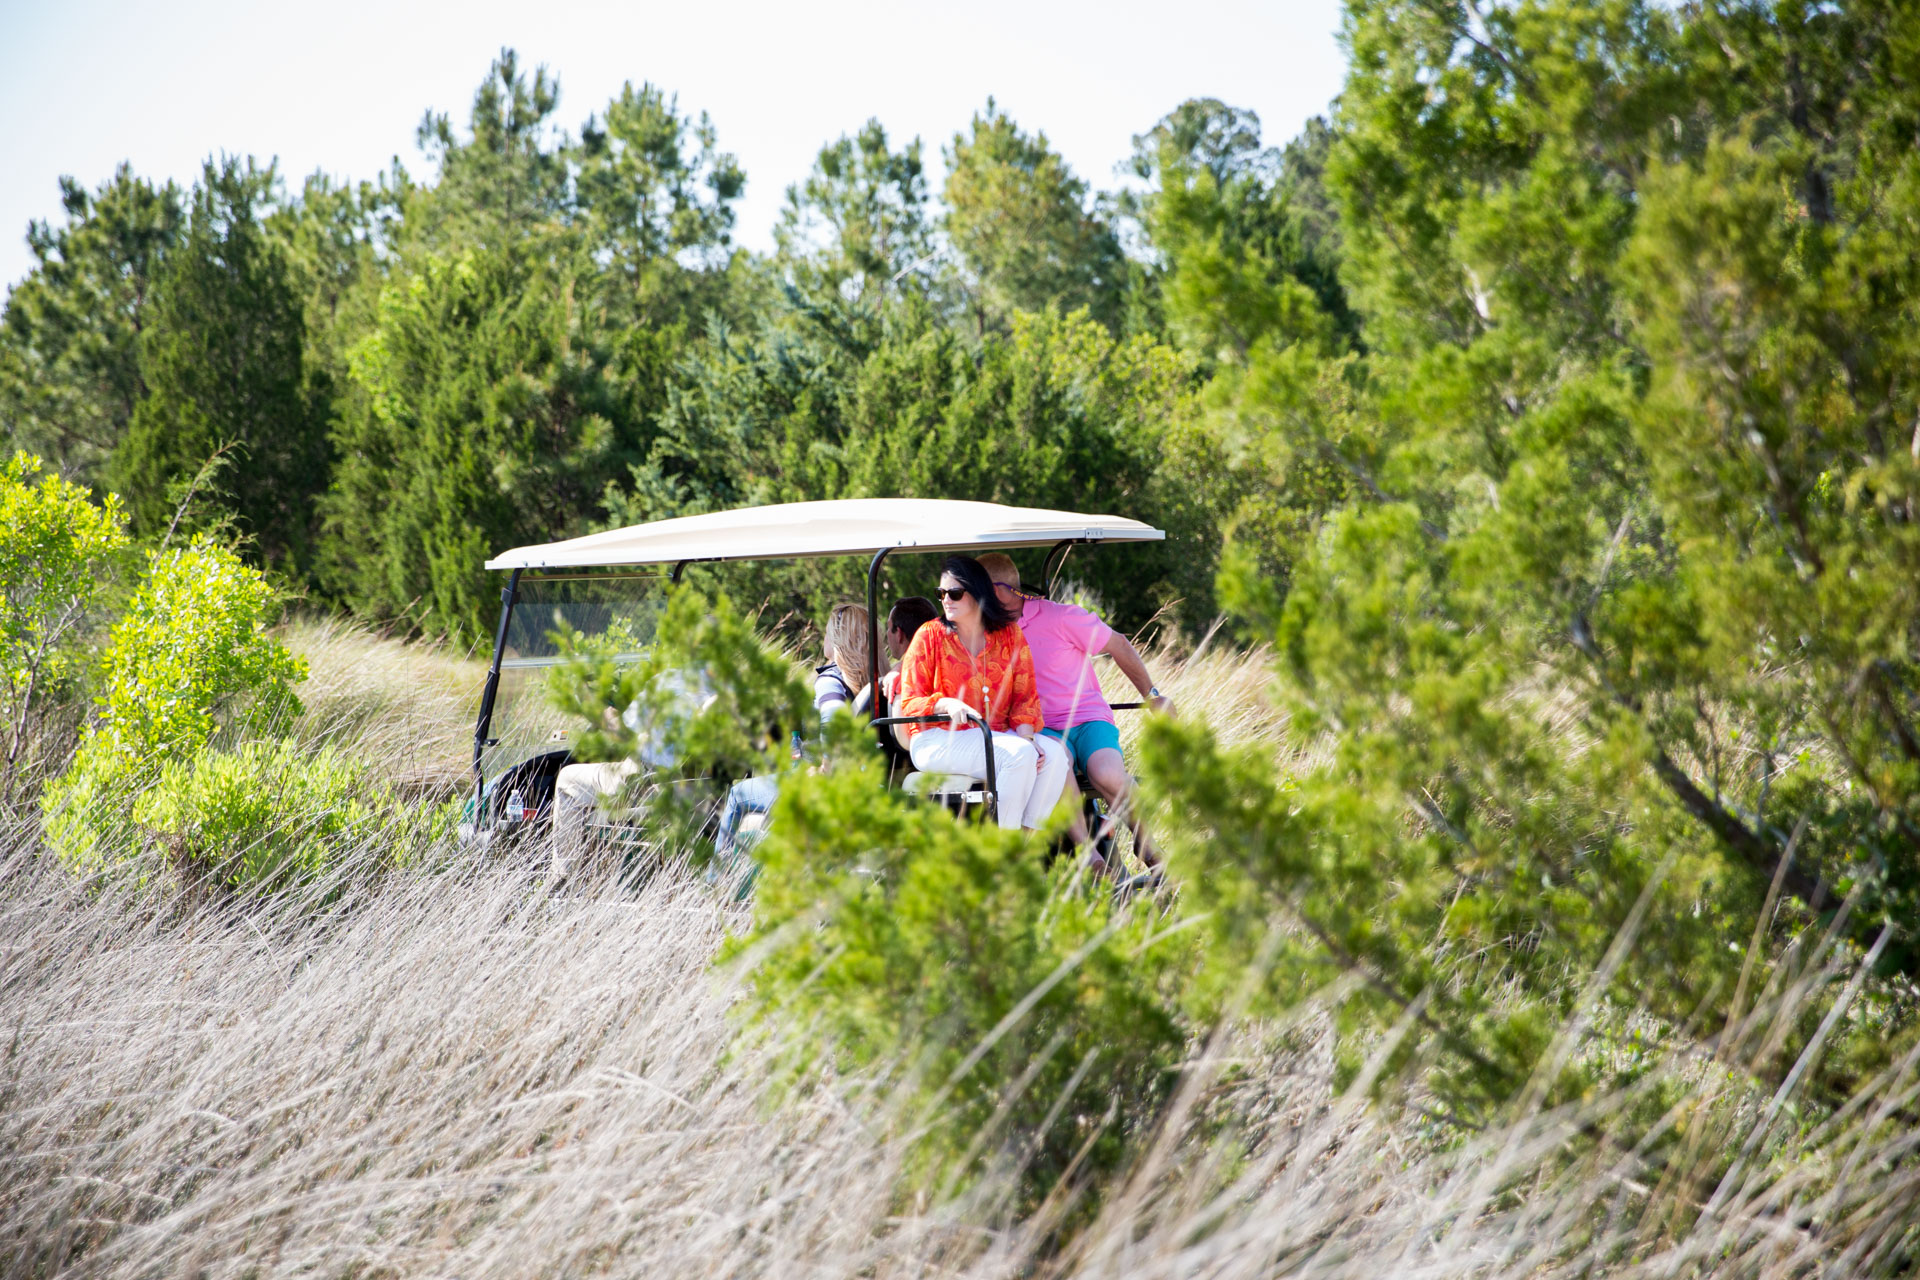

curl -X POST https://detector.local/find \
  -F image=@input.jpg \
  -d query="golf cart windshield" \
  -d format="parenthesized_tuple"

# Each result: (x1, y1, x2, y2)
(479, 573, 668, 784)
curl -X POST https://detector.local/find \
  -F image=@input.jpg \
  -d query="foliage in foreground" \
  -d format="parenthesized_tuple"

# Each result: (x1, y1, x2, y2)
(0, 451, 128, 777)
(12, 595, 1918, 1271)
(134, 739, 447, 887)
(1131, 0, 1920, 1139)
(2, 831, 1917, 1278)
(546, 585, 813, 853)
(542, 581, 1188, 1208)
(42, 538, 307, 874)
(729, 742, 1191, 1214)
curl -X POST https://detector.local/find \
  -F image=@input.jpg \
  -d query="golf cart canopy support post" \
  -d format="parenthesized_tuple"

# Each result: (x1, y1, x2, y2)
(1041, 539, 1076, 599)
(473, 567, 522, 806)
(472, 499, 1165, 800)
(866, 546, 889, 728)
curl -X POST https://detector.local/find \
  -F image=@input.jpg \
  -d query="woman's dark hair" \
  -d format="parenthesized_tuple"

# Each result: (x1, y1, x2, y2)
(887, 595, 940, 639)
(940, 555, 1018, 632)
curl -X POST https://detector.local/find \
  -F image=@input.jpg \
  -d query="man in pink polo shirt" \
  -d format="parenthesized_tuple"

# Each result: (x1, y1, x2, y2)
(976, 552, 1169, 873)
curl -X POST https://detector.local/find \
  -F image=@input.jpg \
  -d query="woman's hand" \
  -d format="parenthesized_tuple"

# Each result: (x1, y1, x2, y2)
(1015, 725, 1044, 774)
(934, 697, 973, 731)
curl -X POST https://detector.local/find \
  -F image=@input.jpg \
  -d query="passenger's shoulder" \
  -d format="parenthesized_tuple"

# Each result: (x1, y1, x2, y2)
(1029, 597, 1092, 624)
(905, 620, 943, 655)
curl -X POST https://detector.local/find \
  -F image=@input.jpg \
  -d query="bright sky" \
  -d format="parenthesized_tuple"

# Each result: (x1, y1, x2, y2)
(0, 0, 1348, 292)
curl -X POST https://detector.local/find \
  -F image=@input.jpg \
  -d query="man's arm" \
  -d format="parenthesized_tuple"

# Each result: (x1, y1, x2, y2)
(1101, 632, 1170, 713)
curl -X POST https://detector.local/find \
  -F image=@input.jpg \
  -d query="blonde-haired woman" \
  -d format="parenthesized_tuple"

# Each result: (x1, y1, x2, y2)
(715, 601, 873, 866)
(816, 602, 873, 719)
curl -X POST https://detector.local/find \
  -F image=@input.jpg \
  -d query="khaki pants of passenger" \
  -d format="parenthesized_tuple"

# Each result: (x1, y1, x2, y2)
(551, 759, 640, 877)
(907, 727, 1070, 830)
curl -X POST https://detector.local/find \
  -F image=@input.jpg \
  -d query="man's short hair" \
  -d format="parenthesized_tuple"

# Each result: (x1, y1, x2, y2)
(886, 595, 940, 639)
(977, 552, 1020, 588)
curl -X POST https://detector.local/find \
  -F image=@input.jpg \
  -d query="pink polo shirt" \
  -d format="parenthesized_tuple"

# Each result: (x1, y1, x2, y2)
(1016, 597, 1115, 729)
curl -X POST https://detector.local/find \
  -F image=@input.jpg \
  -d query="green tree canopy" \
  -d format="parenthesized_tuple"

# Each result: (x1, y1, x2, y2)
(1127, 100, 1360, 596)
(1144, 0, 1920, 1121)
(0, 166, 183, 485)
(1129, 101, 1356, 360)
(408, 49, 571, 254)
(943, 102, 1125, 332)
(324, 244, 667, 643)
(610, 300, 1203, 630)
(115, 157, 329, 575)
(320, 53, 745, 641)
(775, 119, 933, 308)
(575, 79, 745, 324)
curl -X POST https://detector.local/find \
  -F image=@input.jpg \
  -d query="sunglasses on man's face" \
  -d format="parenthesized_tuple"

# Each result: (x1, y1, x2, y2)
(937, 587, 969, 601)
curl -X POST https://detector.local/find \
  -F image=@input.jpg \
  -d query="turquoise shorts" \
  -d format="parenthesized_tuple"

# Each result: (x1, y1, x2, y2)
(1040, 719, 1124, 772)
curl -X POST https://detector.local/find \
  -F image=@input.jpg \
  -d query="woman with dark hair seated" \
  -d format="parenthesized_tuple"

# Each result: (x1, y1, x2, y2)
(894, 555, 1071, 831)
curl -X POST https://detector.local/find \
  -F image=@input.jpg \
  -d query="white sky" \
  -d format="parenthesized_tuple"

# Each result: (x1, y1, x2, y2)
(0, 0, 1348, 292)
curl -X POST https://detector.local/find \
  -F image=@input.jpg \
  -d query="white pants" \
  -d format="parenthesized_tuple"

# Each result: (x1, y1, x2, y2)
(909, 728, 1071, 831)
(551, 759, 639, 875)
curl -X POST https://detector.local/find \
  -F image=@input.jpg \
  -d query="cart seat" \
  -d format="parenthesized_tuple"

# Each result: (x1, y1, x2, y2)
(901, 770, 988, 805)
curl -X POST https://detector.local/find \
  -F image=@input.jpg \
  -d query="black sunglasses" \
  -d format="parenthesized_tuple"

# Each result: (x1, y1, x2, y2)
(937, 587, 970, 601)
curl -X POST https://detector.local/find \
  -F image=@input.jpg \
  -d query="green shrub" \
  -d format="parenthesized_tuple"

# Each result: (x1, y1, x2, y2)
(38, 744, 142, 874)
(0, 451, 128, 778)
(727, 743, 1193, 1214)
(43, 538, 306, 872)
(134, 739, 440, 888)
(92, 537, 306, 762)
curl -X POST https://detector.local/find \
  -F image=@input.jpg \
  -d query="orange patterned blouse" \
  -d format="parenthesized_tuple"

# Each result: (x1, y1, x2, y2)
(894, 620, 1044, 739)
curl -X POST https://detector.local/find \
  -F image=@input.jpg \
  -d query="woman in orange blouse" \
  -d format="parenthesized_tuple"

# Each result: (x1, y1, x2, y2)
(895, 555, 1071, 831)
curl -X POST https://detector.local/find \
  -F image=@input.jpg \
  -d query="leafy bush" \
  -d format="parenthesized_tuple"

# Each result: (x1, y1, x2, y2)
(38, 745, 142, 876)
(43, 538, 306, 872)
(134, 739, 441, 888)
(0, 451, 128, 778)
(551, 587, 1193, 1209)
(728, 745, 1193, 1213)
(93, 538, 306, 761)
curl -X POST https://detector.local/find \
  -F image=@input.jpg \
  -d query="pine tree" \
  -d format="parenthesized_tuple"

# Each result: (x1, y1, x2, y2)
(1140, 0, 1920, 1119)
(575, 79, 744, 324)
(943, 103, 1125, 332)
(0, 166, 183, 485)
(323, 245, 625, 643)
(775, 120, 933, 307)
(320, 56, 746, 643)
(408, 49, 570, 254)
(116, 157, 328, 574)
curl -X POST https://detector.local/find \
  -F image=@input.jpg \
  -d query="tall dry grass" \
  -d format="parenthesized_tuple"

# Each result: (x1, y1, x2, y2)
(4, 625, 1917, 1277)
(281, 615, 489, 789)
(8, 832, 1915, 1278)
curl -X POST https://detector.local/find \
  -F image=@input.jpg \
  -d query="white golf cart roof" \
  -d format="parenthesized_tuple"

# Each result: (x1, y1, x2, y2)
(485, 497, 1165, 572)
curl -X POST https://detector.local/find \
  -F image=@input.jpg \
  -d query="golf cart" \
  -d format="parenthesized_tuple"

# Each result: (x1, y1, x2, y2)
(467, 497, 1165, 859)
